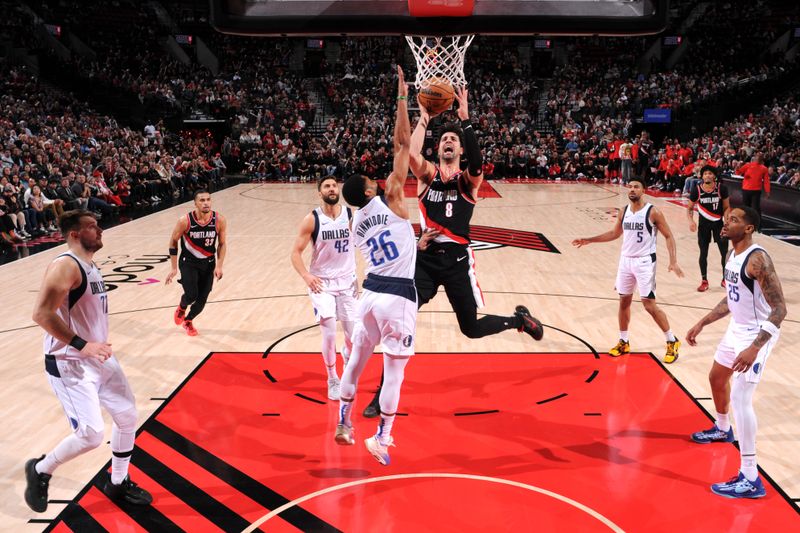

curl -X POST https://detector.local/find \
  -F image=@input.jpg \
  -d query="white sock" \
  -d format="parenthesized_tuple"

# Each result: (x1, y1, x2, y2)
(619, 331, 629, 342)
(326, 363, 338, 380)
(731, 375, 760, 482)
(715, 411, 730, 432)
(741, 454, 758, 482)
(338, 340, 374, 426)
(319, 318, 338, 378)
(376, 354, 410, 445)
(338, 398, 354, 427)
(376, 414, 396, 446)
(111, 411, 137, 485)
(665, 330, 676, 342)
(37, 428, 103, 475)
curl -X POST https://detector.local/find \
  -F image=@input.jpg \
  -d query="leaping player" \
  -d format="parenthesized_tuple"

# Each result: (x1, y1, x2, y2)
(361, 80, 544, 418)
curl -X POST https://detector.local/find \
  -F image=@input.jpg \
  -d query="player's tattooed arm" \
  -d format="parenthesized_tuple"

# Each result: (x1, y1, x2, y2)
(747, 251, 787, 345)
(700, 296, 730, 326)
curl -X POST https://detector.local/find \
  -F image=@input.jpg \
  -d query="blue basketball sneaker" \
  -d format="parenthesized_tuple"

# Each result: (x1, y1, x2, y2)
(711, 472, 766, 499)
(691, 424, 734, 444)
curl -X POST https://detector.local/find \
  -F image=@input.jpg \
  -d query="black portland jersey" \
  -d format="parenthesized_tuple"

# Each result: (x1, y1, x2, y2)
(418, 166, 476, 245)
(182, 210, 218, 260)
(690, 182, 728, 222)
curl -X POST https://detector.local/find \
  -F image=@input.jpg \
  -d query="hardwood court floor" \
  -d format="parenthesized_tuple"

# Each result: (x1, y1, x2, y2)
(1, 182, 798, 530)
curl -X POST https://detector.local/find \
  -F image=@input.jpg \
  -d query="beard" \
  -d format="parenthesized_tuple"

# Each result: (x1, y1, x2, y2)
(80, 235, 103, 252)
(323, 193, 339, 205)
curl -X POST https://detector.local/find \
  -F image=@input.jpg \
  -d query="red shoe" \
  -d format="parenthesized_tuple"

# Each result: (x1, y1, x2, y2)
(721, 279, 726, 288)
(174, 306, 186, 325)
(697, 280, 709, 292)
(183, 320, 198, 336)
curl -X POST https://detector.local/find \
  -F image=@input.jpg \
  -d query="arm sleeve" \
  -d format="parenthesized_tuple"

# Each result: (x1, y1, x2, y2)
(461, 120, 483, 176)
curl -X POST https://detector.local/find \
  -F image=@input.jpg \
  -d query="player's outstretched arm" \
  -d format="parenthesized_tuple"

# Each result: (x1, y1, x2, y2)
(686, 295, 730, 346)
(290, 213, 323, 293)
(410, 102, 435, 185)
(456, 87, 483, 192)
(572, 207, 624, 247)
(651, 207, 684, 278)
(166, 216, 189, 285)
(385, 66, 411, 220)
(32, 258, 112, 361)
(214, 214, 227, 280)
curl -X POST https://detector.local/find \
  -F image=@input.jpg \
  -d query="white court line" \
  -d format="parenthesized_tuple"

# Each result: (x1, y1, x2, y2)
(242, 472, 625, 532)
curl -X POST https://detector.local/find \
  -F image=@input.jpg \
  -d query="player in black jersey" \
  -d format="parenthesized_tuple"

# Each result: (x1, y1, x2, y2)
(363, 87, 543, 417)
(687, 166, 729, 292)
(165, 190, 228, 336)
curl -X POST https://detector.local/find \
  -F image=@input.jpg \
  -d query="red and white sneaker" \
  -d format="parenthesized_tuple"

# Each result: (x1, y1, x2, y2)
(183, 320, 198, 336)
(697, 280, 709, 292)
(174, 306, 186, 325)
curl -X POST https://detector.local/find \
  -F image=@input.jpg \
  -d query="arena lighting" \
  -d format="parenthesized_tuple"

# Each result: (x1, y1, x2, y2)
(211, 0, 669, 36)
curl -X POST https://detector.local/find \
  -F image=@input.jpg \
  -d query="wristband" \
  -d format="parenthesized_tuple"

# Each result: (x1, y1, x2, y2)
(759, 321, 779, 337)
(69, 335, 87, 351)
(460, 119, 473, 129)
(397, 96, 407, 101)
(169, 247, 178, 256)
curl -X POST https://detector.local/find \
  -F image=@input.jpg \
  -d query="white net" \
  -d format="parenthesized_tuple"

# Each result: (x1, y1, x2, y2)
(404, 35, 475, 89)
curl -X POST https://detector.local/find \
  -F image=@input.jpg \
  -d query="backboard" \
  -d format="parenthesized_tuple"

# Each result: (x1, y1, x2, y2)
(210, 0, 669, 37)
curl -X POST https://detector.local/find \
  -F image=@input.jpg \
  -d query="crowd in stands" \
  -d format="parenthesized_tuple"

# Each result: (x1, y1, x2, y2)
(0, 62, 226, 251)
(2, 0, 798, 216)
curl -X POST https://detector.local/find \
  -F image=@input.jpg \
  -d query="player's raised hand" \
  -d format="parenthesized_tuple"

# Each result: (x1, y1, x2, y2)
(685, 322, 703, 346)
(81, 341, 112, 362)
(397, 65, 407, 98)
(455, 86, 469, 121)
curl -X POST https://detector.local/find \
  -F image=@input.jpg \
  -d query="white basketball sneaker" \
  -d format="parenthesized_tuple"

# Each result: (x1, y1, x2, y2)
(335, 424, 355, 445)
(365, 435, 395, 466)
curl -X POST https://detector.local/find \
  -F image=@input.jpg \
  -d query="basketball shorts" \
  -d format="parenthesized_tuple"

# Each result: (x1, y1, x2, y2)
(309, 276, 358, 322)
(353, 276, 417, 357)
(615, 254, 657, 298)
(416, 243, 485, 309)
(45, 354, 136, 434)
(714, 321, 779, 384)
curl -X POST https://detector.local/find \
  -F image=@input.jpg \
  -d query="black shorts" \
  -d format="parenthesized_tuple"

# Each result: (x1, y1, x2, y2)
(415, 242, 482, 309)
(698, 219, 725, 247)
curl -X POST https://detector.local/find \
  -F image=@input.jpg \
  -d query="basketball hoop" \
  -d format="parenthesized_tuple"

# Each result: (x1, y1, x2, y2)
(405, 35, 475, 89)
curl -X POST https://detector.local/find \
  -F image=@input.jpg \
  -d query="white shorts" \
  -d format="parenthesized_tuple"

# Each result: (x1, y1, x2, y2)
(714, 321, 779, 384)
(353, 289, 417, 356)
(46, 355, 136, 434)
(615, 254, 657, 298)
(309, 277, 358, 322)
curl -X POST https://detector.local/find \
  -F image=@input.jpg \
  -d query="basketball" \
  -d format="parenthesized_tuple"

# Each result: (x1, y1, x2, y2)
(418, 78, 455, 115)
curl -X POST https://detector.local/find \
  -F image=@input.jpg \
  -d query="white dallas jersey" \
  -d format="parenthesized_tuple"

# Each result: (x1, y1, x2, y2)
(620, 203, 657, 257)
(352, 195, 416, 279)
(310, 205, 355, 288)
(43, 252, 108, 360)
(725, 244, 772, 328)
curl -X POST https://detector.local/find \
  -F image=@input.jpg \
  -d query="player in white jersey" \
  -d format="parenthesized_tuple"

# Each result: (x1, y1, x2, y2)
(334, 66, 414, 465)
(687, 207, 787, 498)
(291, 176, 357, 400)
(24, 211, 151, 513)
(572, 177, 685, 363)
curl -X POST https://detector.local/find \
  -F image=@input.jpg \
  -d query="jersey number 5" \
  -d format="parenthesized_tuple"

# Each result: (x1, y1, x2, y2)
(366, 230, 399, 266)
